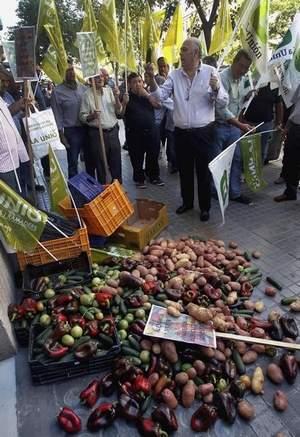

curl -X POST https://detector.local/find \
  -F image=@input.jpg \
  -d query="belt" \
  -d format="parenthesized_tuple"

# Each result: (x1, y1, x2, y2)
(89, 124, 117, 132)
(175, 124, 210, 133)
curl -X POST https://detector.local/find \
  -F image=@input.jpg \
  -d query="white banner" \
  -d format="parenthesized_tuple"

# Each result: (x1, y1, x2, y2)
(209, 142, 237, 225)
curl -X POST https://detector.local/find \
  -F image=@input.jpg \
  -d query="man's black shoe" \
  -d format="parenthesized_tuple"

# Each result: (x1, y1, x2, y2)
(176, 205, 193, 214)
(230, 195, 253, 205)
(200, 210, 210, 222)
(35, 184, 45, 192)
(274, 193, 296, 202)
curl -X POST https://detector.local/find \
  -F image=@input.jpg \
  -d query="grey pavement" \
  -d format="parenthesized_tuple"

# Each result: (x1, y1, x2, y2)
(3, 132, 300, 436)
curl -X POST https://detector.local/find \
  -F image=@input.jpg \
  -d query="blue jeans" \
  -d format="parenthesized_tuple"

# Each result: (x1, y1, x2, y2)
(64, 126, 87, 178)
(254, 120, 273, 161)
(213, 123, 242, 198)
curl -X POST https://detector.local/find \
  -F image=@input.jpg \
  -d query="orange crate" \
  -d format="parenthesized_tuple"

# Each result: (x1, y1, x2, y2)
(17, 224, 91, 271)
(59, 180, 134, 237)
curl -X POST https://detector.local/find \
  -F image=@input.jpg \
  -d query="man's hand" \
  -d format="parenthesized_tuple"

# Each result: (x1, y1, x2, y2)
(122, 93, 129, 105)
(87, 110, 100, 122)
(209, 73, 220, 92)
(113, 86, 120, 98)
(240, 122, 254, 134)
(145, 63, 155, 79)
(59, 131, 70, 149)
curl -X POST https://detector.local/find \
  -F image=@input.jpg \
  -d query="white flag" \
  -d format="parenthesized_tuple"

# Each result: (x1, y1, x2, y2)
(209, 143, 237, 224)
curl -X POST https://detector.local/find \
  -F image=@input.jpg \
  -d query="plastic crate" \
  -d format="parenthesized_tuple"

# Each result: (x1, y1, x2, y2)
(111, 199, 169, 250)
(17, 224, 91, 271)
(28, 325, 121, 384)
(68, 172, 104, 207)
(89, 235, 107, 249)
(59, 181, 134, 237)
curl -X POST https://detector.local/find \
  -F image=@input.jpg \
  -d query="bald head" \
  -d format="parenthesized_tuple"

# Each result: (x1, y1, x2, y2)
(100, 68, 109, 85)
(180, 38, 202, 72)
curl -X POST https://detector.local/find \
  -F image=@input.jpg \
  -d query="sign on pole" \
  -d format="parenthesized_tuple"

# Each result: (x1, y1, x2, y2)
(240, 133, 267, 192)
(14, 26, 36, 80)
(76, 32, 98, 79)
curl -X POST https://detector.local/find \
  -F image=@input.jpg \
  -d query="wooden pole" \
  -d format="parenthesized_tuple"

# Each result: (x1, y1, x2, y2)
(90, 77, 109, 183)
(215, 331, 300, 351)
(24, 79, 37, 205)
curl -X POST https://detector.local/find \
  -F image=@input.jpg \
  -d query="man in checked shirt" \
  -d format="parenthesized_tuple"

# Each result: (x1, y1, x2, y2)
(145, 37, 228, 222)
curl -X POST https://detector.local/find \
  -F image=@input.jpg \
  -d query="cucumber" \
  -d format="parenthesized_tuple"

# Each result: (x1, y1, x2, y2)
(232, 349, 245, 375)
(123, 356, 142, 366)
(121, 346, 140, 358)
(128, 334, 141, 351)
(148, 298, 167, 308)
(71, 336, 91, 350)
(98, 334, 114, 348)
(281, 296, 298, 305)
(156, 293, 167, 301)
(266, 276, 282, 290)
(243, 251, 251, 261)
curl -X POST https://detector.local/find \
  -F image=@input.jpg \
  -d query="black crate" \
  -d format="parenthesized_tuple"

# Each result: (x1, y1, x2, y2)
(14, 323, 30, 347)
(28, 325, 121, 385)
(68, 172, 104, 207)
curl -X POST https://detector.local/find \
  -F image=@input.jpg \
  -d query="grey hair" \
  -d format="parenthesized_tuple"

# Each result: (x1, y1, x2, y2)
(185, 37, 202, 58)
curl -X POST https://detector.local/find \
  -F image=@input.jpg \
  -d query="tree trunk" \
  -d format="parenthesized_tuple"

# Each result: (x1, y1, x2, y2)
(192, 0, 220, 51)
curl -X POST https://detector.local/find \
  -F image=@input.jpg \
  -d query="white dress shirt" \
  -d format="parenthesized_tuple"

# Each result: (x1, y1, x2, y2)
(153, 63, 228, 129)
(80, 87, 118, 130)
(0, 97, 29, 173)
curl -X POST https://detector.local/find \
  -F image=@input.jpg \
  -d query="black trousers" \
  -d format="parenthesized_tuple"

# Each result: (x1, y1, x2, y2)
(126, 126, 160, 183)
(284, 122, 300, 198)
(86, 125, 121, 184)
(175, 124, 214, 211)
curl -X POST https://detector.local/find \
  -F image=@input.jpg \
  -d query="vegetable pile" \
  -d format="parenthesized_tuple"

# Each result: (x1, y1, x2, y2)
(9, 236, 300, 435)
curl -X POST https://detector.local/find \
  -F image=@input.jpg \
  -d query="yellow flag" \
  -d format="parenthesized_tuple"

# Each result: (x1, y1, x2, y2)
(152, 9, 165, 40)
(122, 0, 137, 72)
(98, 0, 120, 62)
(209, 0, 233, 55)
(41, 45, 63, 84)
(48, 145, 69, 214)
(163, 2, 184, 65)
(142, 2, 159, 63)
(81, 0, 106, 64)
(37, 0, 68, 79)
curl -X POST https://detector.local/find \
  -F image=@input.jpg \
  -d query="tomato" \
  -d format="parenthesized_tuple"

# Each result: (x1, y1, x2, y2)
(61, 334, 75, 347)
(70, 326, 83, 338)
(39, 314, 51, 326)
(118, 319, 129, 330)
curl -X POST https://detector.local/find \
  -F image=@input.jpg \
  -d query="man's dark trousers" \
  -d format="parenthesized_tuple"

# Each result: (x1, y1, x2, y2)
(283, 122, 300, 199)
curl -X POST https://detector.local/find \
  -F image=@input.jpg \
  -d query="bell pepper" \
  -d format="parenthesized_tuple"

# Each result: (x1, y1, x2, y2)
(79, 379, 101, 408)
(95, 292, 113, 309)
(280, 353, 298, 384)
(269, 319, 283, 341)
(44, 339, 69, 359)
(250, 317, 272, 329)
(69, 314, 86, 329)
(240, 282, 253, 297)
(148, 355, 158, 376)
(8, 303, 26, 322)
(143, 281, 159, 295)
(118, 394, 140, 421)
(191, 404, 218, 432)
(137, 417, 168, 437)
(86, 320, 99, 337)
(65, 300, 79, 315)
(213, 391, 236, 424)
(52, 320, 71, 340)
(224, 359, 237, 380)
(229, 380, 246, 399)
(87, 402, 117, 431)
(101, 372, 117, 396)
(182, 289, 198, 303)
(203, 284, 221, 301)
(74, 340, 98, 360)
(165, 289, 182, 300)
(129, 320, 146, 335)
(280, 316, 299, 339)
(57, 407, 82, 433)
(152, 405, 178, 432)
(156, 266, 168, 282)
(52, 313, 68, 323)
(132, 375, 151, 395)
(125, 294, 144, 308)
(55, 295, 73, 306)
(99, 316, 115, 336)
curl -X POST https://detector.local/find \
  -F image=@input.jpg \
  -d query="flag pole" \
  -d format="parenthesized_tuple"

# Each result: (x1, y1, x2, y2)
(124, 0, 128, 94)
(24, 79, 37, 205)
(90, 77, 109, 183)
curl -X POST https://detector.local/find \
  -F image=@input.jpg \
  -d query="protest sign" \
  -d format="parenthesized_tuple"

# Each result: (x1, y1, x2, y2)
(0, 181, 47, 251)
(144, 305, 216, 348)
(2, 41, 22, 82)
(49, 146, 69, 214)
(76, 32, 98, 79)
(209, 142, 237, 224)
(14, 26, 36, 80)
(240, 132, 267, 192)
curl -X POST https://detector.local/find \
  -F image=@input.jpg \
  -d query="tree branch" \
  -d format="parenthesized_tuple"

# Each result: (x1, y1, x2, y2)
(192, 0, 208, 25)
(209, 0, 220, 26)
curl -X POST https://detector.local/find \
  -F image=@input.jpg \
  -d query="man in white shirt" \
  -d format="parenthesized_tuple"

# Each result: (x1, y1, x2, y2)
(146, 37, 228, 221)
(80, 71, 122, 183)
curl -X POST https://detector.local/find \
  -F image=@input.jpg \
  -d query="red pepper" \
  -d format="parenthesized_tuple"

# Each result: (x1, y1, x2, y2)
(52, 320, 71, 340)
(182, 289, 198, 303)
(137, 417, 168, 437)
(57, 407, 82, 433)
(52, 313, 68, 323)
(87, 402, 117, 431)
(79, 379, 101, 408)
(191, 404, 218, 432)
(44, 338, 69, 358)
(69, 314, 86, 329)
(125, 294, 144, 308)
(250, 317, 272, 329)
(8, 304, 26, 321)
(21, 298, 37, 313)
(147, 355, 158, 376)
(132, 375, 151, 394)
(101, 372, 117, 396)
(240, 281, 254, 297)
(129, 320, 145, 335)
(143, 281, 159, 295)
(95, 292, 113, 309)
(56, 294, 73, 306)
(99, 316, 114, 335)
(86, 320, 99, 337)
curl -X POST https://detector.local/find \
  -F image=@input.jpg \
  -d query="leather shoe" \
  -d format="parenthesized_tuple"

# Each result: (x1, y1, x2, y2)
(200, 210, 210, 222)
(274, 193, 296, 202)
(176, 205, 193, 214)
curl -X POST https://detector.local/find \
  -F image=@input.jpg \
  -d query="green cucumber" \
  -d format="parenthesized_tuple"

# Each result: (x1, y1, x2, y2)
(128, 334, 141, 351)
(280, 296, 298, 305)
(123, 356, 142, 366)
(266, 276, 282, 290)
(98, 333, 114, 348)
(121, 346, 140, 358)
(232, 349, 245, 375)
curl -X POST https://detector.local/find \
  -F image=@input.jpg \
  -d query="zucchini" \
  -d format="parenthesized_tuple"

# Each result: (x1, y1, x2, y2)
(98, 333, 114, 348)
(121, 346, 140, 358)
(128, 334, 141, 351)
(280, 296, 298, 306)
(266, 276, 282, 290)
(232, 349, 245, 375)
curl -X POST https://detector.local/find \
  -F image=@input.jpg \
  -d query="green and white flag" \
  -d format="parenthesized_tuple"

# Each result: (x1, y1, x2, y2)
(240, 132, 267, 192)
(49, 145, 69, 214)
(240, 0, 270, 75)
(209, 143, 237, 224)
(0, 181, 47, 251)
(2, 41, 20, 82)
(76, 32, 98, 79)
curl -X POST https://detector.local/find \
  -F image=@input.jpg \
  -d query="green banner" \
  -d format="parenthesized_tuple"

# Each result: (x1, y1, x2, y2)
(49, 146, 69, 213)
(240, 133, 267, 192)
(76, 32, 98, 79)
(0, 181, 47, 251)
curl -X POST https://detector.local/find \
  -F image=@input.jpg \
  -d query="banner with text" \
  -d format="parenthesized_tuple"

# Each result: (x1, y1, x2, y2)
(49, 146, 69, 214)
(240, 133, 267, 192)
(209, 143, 237, 224)
(0, 181, 47, 251)
(15, 26, 36, 80)
(76, 32, 98, 79)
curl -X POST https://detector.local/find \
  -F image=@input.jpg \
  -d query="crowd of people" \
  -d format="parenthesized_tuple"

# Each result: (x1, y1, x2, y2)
(0, 36, 300, 223)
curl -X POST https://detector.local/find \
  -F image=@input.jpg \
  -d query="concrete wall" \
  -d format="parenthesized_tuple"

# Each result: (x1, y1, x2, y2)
(0, 246, 17, 360)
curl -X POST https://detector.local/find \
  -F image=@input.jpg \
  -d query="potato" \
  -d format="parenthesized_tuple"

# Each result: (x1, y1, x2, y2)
(267, 363, 284, 384)
(244, 300, 256, 310)
(167, 306, 181, 317)
(251, 367, 264, 394)
(242, 351, 258, 364)
(250, 344, 265, 354)
(175, 372, 189, 386)
(235, 341, 248, 355)
(198, 383, 214, 397)
(193, 360, 206, 376)
(215, 350, 226, 362)
(182, 380, 196, 408)
(140, 339, 152, 351)
(203, 393, 213, 403)
(250, 327, 265, 338)
(237, 400, 255, 421)
(265, 286, 277, 297)
(152, 343, 161, 354)
(148, 372, 160, 387)
(161, 389, 178, 409)
(161, 341, 178, 364)
(273, 390, 288, 411)
(239, 375, 251, 390)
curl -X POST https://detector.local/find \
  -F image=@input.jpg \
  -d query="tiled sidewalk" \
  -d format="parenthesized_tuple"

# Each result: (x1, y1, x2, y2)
(15, 146, 300, 437)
